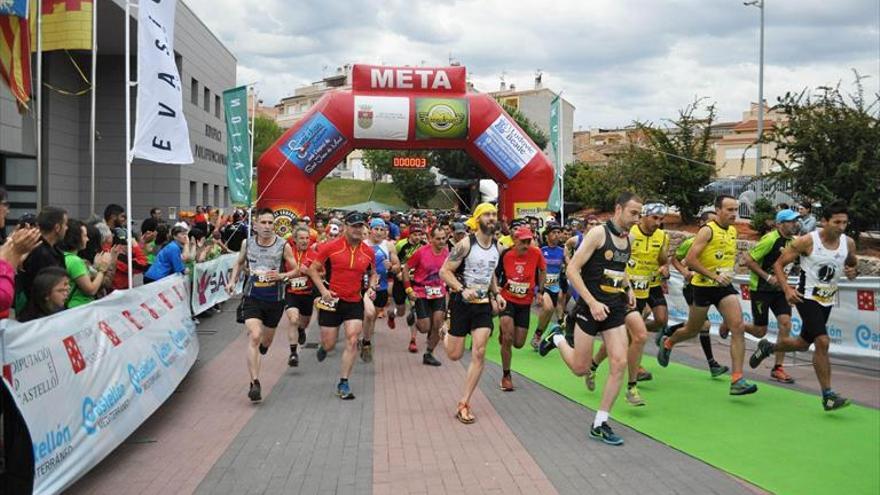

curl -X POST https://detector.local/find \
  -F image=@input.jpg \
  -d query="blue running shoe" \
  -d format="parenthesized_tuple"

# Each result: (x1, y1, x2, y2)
(336, 380, 355, 400)
(729, 378, 758, 396)
(657, 336, 672, 367)
(589, 422, 624, 446)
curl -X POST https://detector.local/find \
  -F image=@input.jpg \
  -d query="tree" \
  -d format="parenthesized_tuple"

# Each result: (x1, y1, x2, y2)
(765, 75, 880, 240)
(363, 149, 437, 208)
(252, 116, 284, 165)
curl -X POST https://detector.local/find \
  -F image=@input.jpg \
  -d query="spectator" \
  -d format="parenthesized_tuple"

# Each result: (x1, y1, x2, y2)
(221, 212, 247, 252)
(17, 267, 70, 322)
(146, 223, 170, 265)
(148, 207, 164, 224)
(60, 219, 114, 308)
(103, 203, 126, 230)
(143, 226, 188, 283)
(0, 227, 42, 314)
(193, 206, 209, 233)
(798, 201, 817, 235)
(112, 228, 149, 290)
(184, 228, 210, 266)
(15, 206, 68, 312)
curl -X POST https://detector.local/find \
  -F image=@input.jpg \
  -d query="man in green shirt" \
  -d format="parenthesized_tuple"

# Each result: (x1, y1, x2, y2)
(743, 209, 800, 383)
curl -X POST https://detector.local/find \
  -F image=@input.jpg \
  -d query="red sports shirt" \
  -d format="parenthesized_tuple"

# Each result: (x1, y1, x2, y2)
(285, 240, 316, 295)
(499, 245, 546, 305)
(313, 237, 375, 302)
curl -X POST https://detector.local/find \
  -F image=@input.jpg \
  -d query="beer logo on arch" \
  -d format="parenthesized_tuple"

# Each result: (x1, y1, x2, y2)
(415, 98, 468, 139)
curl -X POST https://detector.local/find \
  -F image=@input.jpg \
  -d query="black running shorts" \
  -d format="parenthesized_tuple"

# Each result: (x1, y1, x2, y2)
(570, 297, 631, 336)
(414, 297, 446, 320)
(241, 297, 285, 328)
(500, 301, 532, 329)
(636, 285, 667, 313)
(448, 294, 493, 337)
(285, 292, 315, 317)
(795, 299, 832, 344)
(318, 299, 365, 328)
(373, 289, 389, 309)
(692, 285, 738, 309)
(392, 280, 407, 306)
(750, 290, 791, 327)
(682, 283, 695, 306)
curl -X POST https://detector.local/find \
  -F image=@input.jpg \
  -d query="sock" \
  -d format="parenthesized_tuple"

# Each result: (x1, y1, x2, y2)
(258, 344, 268, 355)
(534, 327, 545, 337)
(822, 388, 834, 398)
(557, 317, 564, 325)
(731, 372, 743, 383)
(503, 369, 511, 378)
(590, 362, 598, 372)
(593, 410, 609, 428)
(252, 379, 260, 386)
(699, 331, 714, 361)
(628, 381, 636, 389)
(552, 333, 566, 347)
(298, 327, 306, 335)
(340, 378, 348, 384)
(772, 364, 782, 370)
(362, 339, 371, 346)
(290, 344, 297, 354)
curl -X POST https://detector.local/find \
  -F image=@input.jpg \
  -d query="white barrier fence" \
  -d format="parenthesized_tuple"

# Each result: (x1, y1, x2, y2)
(665, 272, 880, 359)
(190, 253, 242, 316)
(0, 275, 198, 495)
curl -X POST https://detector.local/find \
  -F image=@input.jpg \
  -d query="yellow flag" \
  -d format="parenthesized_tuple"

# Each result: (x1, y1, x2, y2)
(29, 0, 93, 52)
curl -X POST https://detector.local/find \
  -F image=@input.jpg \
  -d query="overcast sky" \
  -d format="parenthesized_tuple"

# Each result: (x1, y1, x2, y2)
(185, 0, 879, 129)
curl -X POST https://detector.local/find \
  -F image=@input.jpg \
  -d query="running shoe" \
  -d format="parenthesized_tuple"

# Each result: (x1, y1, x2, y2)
(530, 331, 543, 351)
(636, 367, 653, 382)
(709, 362, 729, 378)
(388, 315, 396, 329)
(258, 343, 269, 355)
(729, 378, 758, 396)
(408, 339, 418, 353)
(248, 380, 262, 402)
(360, 342, 373, 363)
(656, 336, 672, 367)
(822, 393, 851, 411)
(749, 339, 774, 369)
(423, 352, 441, 366)
(584, 369, 596, 391)
(770, 366, 795, 384)
(288, 352, 299, 367)
(500, 375, 514, 392)
(538, 324, 564, 357)
(298, 328, 306, 345)
(336, 381, 355, 400)
(659, 323, 682, 347)
(626, 385, 646, 407)
(316, 346, 327, 362)
(406, 312, 416, 328)
(589, 422, 624, 446)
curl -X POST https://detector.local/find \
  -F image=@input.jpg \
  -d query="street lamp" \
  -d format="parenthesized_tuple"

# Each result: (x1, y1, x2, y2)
(744, 0, 765, 198)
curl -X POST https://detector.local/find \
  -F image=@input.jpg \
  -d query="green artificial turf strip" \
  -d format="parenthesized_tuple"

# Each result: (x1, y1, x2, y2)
(481, 318, 880, 495)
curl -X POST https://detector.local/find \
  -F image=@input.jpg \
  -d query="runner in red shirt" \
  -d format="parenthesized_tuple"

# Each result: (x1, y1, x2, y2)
(282, 226, 317, 368)
(306, 211, 376, 400)
(402, 226, 449, 367)
(496, 227, 546, 391)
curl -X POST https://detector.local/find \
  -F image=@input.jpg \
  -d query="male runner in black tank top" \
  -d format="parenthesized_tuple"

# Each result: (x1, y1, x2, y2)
(539, 192, 643, 446)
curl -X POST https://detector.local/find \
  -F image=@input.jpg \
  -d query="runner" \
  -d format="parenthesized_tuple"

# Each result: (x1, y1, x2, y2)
(667, 210, 730, 378)
(305, 211, 376, 400)
(402, 226, 450, 366)
(392, 224, 426, 352)
(742, 209, 800, 383)
(226, 208, 300, 402)
(361, 218, 400, 363)
(539, 192, 644, 445)
(750, 201, 858, 411)
(658, 195, 759, 396)
(532, 222, 565, 350)
(440, 203, 503, 424)
(497, 226, 546, 391)
(282, 226, 317, 368)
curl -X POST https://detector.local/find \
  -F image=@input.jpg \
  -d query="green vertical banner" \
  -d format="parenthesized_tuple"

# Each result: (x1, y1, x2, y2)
(223, 86, 252, 207)
(547, 94, 562, 211)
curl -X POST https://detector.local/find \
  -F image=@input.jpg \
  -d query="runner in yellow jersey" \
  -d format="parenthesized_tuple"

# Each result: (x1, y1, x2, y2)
(658, 195, 759, 396)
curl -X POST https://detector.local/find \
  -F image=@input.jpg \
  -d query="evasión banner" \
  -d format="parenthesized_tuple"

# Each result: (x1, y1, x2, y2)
(191, 253, 242, 315)
(133, 0, 193, 164)
(223, 86, 252, 206)
(0, 275, 198, 494)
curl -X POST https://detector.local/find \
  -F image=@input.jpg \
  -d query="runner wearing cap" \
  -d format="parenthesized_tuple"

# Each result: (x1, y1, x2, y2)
(742, 209, 801, 383)
(361, 218, 401, 363)
(532, 222, 565, 350)
(449, 222, 468, 251)
(402, 225, 450, 366)
(392, 224, 427, 352)
(441, 203, 504, 424)
(282, 226, 317, 368)
(305, 211, 376, 400)
(496, 226, 546, 391)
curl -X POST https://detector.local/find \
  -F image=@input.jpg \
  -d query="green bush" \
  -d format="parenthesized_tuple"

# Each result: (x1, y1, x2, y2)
(750, 197, 775, 235)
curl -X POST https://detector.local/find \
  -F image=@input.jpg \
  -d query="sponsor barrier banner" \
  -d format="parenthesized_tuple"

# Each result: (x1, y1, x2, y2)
(353, 95, 409, 141)
(280, 112, 346, 175)
(0, 275, 198, 494)
(414, 97, 468, 139)
(191, 253, 242, 315)
(133, 0, 193, 164)
(223, 86, 252, 206)
(475, 114, 538, 179)
(665, 272, 880, 358)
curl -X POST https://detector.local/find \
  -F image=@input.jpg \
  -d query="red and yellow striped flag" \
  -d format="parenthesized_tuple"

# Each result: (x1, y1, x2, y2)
(30, 0, 93, 52)
(0, 13, 32, 108)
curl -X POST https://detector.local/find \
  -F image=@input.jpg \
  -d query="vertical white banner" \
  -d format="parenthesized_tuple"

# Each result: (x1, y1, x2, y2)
(133, 0, 193, 164)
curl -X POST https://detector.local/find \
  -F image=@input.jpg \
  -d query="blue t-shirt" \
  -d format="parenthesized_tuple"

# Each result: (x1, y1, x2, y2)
(144, 241, 185, 280)
(541, 245, 565, 293)
(372, 243, 390, 290)
(388, 222, 400, 240)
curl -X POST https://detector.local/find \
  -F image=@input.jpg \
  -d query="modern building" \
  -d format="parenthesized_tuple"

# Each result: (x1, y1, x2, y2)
(0, 0, 237, 225)
(714, 102, 788, 177)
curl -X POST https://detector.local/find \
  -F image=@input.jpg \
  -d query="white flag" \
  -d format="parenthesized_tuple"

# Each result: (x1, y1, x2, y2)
(133, 0, 193, 164)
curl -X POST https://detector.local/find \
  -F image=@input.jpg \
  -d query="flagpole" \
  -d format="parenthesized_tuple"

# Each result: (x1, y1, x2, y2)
(246, 85, 256, 246)
(35, 0, 43, 208)
(558, 102, 565, 225)
(89, 0, 98, 216)
(125, 0, 134, 287)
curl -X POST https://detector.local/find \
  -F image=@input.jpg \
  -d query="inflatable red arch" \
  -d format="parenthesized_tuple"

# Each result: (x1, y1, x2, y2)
(257, 64, 554, 232)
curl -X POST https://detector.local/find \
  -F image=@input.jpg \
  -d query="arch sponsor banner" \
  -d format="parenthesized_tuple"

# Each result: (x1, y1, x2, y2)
(0, 275, 198, 494)
(280, 112, 347, 175)
(665, 272, 880, 358)
(415, 98, 469, 139)
(475, 114, 538, 179)
(353, 95, 409, 141)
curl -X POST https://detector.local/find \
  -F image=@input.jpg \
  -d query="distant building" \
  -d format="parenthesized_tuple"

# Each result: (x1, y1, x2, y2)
(572, 127, 648, 166)
(247, 92, 279, 120)
(714, 102, 788, 177)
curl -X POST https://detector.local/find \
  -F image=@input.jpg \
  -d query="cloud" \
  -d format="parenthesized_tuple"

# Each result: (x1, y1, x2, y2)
(184, 0, 880, 128)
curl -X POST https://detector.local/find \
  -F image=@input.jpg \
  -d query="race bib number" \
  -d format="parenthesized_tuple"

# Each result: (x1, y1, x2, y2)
(467, 284, 490, 304)
(507, 281, 531, 297)
(600, 269, 626, 294)
(630, 275, 651, 299)
(811, 284, 838, 305)
(425, 285, 444, 300)
(253, 270, 277, 287)
(316, 297, 339, 312)
(288, 276, 309, 290)
(545, 273, 560, 286)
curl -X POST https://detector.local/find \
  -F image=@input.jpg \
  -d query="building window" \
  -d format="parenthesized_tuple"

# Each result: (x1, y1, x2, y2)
(213, 185, 220, 207)
(215, 95, 221, 119)
(203, 87, 211, 112)
(202, 183, 209, 206)
(223, 186, 229, 207)
(174, 52, 183, 80)
(190, 78, 199, 105)
(0, 156, 38, 224)
(189, 181, 197, 205)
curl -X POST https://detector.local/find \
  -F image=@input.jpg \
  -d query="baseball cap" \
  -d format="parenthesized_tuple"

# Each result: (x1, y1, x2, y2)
(344, 211, 366, 225)
(112, 227, 129, 245)
(452, 222, 467, 233)
(776, 209, 798, 223)
(642, 202, 668, 217)
(514, 226, 534, 240)
(369, 218, 386, 229)
(409, 222, 425, 233)
(545, 222, 562, 232)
